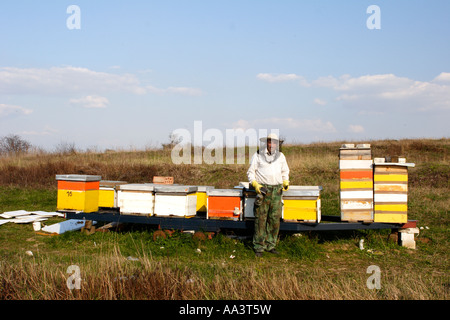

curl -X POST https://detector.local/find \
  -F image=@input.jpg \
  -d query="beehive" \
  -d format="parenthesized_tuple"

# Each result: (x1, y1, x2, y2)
(339, 144, 374, 222)
(207, 189, 243, 220)
(235, 182, 256, 219)
(282, 186, 322, 223)
(56, 174, 101, 213)
(117, 184, 155, 215)
(153, 185, 198, 217)
(373, 161, 415, 223)
(98, 180, 127, 208)
(195, 186, 214, 213)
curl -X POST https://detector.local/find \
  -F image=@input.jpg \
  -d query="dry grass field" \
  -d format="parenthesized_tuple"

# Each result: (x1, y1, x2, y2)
(0, 138, 448, 301)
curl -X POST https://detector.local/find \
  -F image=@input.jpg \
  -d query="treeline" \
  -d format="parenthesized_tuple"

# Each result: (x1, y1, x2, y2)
(0, 134, 79, 157)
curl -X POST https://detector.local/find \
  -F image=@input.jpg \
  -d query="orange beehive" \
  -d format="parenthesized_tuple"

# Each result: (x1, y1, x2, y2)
(207, 189, 243, 220)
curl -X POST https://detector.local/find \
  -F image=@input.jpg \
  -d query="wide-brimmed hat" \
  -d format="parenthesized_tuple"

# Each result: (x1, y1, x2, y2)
(260, 133, 279, 142)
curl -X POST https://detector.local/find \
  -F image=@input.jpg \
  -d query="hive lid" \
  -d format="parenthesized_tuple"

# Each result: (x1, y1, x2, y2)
(340, 143, 371, 149)
(118, 183, 155, 191)
(207, 189, 243, 196)
(373, 162, 415, 167)
(288, 186, 323, 190)
(100, 180, 128, 187)
(283, 186, 322, 197)
(238, 182, 250, 189)
(195, 186, 215, 192)
(154, 185, 198, 193)
(56, 174, 102, 182)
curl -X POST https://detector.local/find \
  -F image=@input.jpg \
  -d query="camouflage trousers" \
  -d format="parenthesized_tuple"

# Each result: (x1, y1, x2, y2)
(253, 184, 283, 253)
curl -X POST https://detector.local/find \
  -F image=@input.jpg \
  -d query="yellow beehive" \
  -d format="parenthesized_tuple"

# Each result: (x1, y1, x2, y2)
(282, 186, 322, 223)
(195, 186, 214, 213)
(56, 175, 101, 213)
(373, 162, 415, 223)
(98, 181, 127, 208)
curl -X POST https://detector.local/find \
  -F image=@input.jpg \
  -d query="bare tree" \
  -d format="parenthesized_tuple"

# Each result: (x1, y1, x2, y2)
(54, 141, 77, 155)
(0, 134, 31, 156)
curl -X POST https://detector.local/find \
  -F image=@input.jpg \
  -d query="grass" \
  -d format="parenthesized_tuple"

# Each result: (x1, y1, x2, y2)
(0, 138, 448, 300)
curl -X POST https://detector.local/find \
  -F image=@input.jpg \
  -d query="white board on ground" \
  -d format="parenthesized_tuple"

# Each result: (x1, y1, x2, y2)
(0, 210, 31, 218)
(41, 219, 97, 234)
(13, 216, 48, 224)
(0, 219, 13, 226)
(31, 211, 64, 217)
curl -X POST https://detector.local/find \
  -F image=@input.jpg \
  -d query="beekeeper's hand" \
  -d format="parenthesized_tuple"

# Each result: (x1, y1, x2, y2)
(251, 180, 263, 194)
(283, 180, 289, 191)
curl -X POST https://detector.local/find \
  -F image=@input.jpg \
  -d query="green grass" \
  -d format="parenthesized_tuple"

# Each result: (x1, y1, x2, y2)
(0, 187, 57, 212)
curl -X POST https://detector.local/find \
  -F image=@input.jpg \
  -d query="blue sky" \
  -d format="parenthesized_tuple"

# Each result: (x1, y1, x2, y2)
(0, 0, 449, 151)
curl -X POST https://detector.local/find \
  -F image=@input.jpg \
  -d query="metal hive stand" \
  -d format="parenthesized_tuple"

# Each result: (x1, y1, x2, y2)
(63, 209, 414, 233)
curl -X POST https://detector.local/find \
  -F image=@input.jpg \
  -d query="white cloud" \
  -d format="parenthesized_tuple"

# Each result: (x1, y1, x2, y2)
(313, 98, 327, 106)
(256, 73, 310, 86)
(348, 124, 365, 133)
(433, 72, 450, 82)
(0, 104, 33, 117)
(147, 85, 203, 96)
(257, 73, 301, 82)
(259, 72, 450, 112)
(232, 117, 337, 133)
(20, 126, 59, 136)
(0, 66, 145, 95)
(69, 95, 109, 108)
(0, 66, 203, 97)
(327, 74, 450, 112)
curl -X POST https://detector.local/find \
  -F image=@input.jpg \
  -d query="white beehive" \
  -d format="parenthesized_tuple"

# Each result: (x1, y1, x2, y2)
(117, 184, 155, 216)
(153, 185, 198, 217)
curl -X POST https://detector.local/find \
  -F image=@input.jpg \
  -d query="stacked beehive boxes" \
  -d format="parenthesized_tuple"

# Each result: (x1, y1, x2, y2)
(207, 189, 243, 220)
(339, 144, 374, 222)
(56, 174, 101, 213)
(153, 185, 198, 217)
(373, 159, 415, 223)
(282, 186, 322, 223)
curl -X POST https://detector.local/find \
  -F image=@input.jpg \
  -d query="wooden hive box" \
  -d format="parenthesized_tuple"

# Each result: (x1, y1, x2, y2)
(99, 180, 128, 208)
(117, 184, 155, 216)
(235, 182, 256, 219)
(373, 161, 415, 223)
(339, 144, 374, 222)
(282, 186, 322, 223)
(207, 189, 243, 220)
(56, 174, 101, 213)
(195, 186, 215, 213)
(153, 185, 198, 217)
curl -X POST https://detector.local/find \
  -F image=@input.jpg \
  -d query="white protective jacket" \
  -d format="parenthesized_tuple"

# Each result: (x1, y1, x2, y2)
(247, 149, 290, 186)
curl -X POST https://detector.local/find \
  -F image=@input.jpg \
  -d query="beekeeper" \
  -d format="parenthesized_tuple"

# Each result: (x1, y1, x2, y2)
(247, 133, 290, 257)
